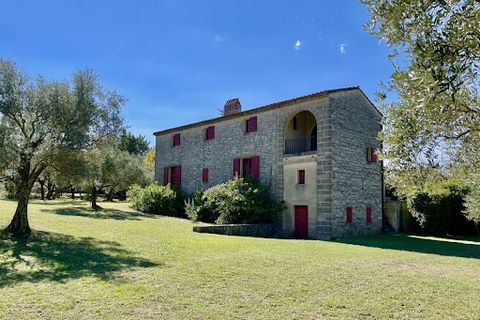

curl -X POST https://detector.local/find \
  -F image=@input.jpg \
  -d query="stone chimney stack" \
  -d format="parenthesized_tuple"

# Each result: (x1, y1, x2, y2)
(223, 98, 242, 116)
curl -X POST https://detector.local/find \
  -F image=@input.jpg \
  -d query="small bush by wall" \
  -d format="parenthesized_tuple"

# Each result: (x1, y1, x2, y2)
(127, 183, 184, 217)
(185, 177, 283, 225)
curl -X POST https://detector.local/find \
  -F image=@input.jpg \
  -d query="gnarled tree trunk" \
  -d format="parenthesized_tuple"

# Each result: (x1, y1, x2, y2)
(5, 153, 45, 236)
(91, 186, 100, 210)
(6, 187, 31, 235)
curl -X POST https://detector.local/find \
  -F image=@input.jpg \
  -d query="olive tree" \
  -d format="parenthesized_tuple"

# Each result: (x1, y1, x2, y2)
(362, 0, 480, 221)
(0, 60, 124, 235)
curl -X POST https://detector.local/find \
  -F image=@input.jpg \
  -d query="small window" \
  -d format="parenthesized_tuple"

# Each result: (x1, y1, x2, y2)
(245, 116, 257, 133)
(366, 147, 377, 163)
(173, 133, 181, 146)
(346, 207, 353, 224)
(298, 170, 305, 185)
(293, 117, 297, 130)
(202, 168, 209, 183)
(206, 126, 215, 140)
(366, 207, 372, 224)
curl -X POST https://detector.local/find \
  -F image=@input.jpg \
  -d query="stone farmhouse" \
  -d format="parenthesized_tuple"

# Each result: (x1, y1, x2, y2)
(154, 86, 383, 239)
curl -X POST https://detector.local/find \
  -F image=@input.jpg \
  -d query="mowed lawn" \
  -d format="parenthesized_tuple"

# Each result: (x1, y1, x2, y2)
(0, 200, 479, 319)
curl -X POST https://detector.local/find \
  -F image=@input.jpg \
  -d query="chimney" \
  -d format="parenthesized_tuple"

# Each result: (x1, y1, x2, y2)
(223, 98, 242, 116)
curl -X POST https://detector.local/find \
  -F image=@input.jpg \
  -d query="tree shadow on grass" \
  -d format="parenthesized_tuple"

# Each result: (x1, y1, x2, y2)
(42, 206, 154, 221)
(0, 231, 159, 288)
(335, 234, 480, 259)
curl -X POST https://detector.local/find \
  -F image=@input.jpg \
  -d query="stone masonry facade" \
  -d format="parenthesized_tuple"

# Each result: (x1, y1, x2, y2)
(154, 87, 383, 239)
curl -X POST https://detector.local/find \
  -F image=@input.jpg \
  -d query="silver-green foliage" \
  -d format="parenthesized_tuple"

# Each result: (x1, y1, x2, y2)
(362, 0, 480, 221)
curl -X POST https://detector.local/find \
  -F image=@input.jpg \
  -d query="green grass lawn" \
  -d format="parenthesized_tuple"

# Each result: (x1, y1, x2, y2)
(0, 199, 479, 319)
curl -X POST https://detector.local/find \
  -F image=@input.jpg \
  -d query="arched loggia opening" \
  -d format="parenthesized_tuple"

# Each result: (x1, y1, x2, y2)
(284, 111, 317, 154)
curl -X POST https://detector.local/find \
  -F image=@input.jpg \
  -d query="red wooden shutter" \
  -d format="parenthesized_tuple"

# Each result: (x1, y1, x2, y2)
(298, 170, 305, 184)
(251, 155, 260, 179)
(233, 158, 240, 177)
(177, 165, 182, 188)
(346, 207, 353, 224)
(366, 207, 372, 223)
(206, 126, 215, 140)
(163, 167, 169, 186)
(371, 148, 377, 163)
(202, 168, 209, 183)
(249, 116, 257, 132)
(170, 165, 181, 188)
(173, 133, 181, 146)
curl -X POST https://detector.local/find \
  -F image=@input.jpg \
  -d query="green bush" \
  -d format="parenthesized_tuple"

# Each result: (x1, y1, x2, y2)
(186, 177, 283, 224)
(409, 188, 478, 236)
(128, 183, 182, 217)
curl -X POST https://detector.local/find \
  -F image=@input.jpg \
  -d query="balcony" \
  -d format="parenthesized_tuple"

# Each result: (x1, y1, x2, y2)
(284, 136, 317, 154)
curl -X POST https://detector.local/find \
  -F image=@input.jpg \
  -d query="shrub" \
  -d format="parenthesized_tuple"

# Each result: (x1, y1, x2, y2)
(409, 188, 478, 236)
(186, 177, 283, 224)
(184, 189, 214, 222)
(128, 183, 182, 217)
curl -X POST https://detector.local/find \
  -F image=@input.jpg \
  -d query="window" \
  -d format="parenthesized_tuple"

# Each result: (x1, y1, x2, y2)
(170, 165, 182, 188)
(163, 167, 169, 186)
(298, 170, 305, 185)
(233, 156, 260, 179)
(202, 168, 209, 183)
(346, 207, 353, 224)
(205, 126, 215, 140)
(245, 116, 258, 133)
(366, 207, 372, 224)
(173, 133, 181, 146)
(163, 165, 182, 188)
(366, 147, 377, 163)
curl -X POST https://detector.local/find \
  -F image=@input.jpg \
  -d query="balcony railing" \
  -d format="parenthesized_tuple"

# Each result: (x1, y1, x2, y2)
(284, 136, 317, 154)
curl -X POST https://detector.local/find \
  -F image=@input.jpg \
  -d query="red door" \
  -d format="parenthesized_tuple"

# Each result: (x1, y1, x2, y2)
(294, 206, 308, 239)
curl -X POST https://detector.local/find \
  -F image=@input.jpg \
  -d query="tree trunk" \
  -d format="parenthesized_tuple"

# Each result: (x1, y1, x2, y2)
(91, 186, 100, 210)
(46, 180, 54, 200)
(70, 185, 75, 199)
(6, 186, 31, 236)
(106, 190, 114, 202)
(39, 179, 45, 201)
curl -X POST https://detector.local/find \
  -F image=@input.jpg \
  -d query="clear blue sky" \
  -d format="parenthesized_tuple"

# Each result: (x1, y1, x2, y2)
(0, 0, 392, 145)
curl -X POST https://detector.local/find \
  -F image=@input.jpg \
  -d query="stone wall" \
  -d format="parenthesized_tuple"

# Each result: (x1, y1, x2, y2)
(155, 111, 279, 195)
(271, 97, 333, 239)
(192, 224, 276, 238)
(330, 90, 383, 237)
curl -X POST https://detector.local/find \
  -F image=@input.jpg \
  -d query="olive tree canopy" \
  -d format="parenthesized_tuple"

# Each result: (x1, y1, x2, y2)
(0, 60, 124, 235)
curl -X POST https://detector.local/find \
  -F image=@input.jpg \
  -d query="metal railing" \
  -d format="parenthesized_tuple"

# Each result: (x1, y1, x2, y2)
(284, 136, 317, 154)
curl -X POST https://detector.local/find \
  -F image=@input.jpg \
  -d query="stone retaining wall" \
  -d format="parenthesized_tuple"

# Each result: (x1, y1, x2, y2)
(192, 224, 276, 238)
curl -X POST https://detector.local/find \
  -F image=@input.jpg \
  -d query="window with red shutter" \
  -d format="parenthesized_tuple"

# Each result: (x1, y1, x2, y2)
(371, 148, 377, 163)
(202, 168, 209, 183)
(173, 133, 181, 146)
(206, 126, 215, 140)
(366, 207, 372, 223)
(233, 158, 240, 177)
(298, 170, 305, 184)
(171, 165, 182, 188)
(367, 147, 377, 163)
(245, 116, 258, 133)
(163, 167, 169, 186)
(251, 156, 260, 179)
(346, 207, 353, 224)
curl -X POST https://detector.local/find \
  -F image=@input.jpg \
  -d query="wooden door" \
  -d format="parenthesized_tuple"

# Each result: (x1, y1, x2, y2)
(294, 206, 308, 239)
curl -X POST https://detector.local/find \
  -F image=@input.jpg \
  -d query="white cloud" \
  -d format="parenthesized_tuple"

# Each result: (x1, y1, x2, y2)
(213, 34, 224, 43)
(294, 40, 302, 50)
(339, 43, 347, 55)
